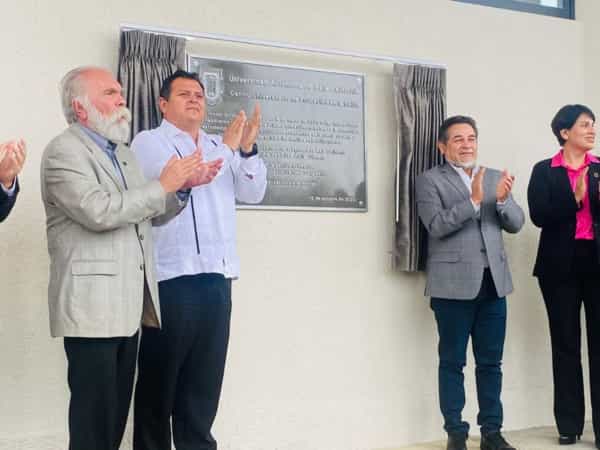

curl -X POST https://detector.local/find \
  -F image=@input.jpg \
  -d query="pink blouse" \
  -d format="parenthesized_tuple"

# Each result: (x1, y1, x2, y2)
(551, 150, 599, 240)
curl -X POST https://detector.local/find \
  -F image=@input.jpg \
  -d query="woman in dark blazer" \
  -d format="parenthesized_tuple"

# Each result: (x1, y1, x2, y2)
(528, 104, 600, 447)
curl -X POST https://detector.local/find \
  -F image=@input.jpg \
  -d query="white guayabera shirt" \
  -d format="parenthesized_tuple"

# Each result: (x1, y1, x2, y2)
(132, 119, 267, 281)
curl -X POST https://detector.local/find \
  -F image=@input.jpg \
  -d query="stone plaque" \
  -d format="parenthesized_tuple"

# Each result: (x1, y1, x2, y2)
(188, 55, 366, 211)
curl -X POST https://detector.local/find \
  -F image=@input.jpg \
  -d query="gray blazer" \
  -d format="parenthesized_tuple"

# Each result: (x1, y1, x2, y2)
(415, 163, 524, 300)
(41, 124, 184, 337)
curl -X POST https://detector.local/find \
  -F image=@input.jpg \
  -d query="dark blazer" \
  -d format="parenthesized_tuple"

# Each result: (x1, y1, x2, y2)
(0, 178, 19, 222)
(527, 158, 600, 279)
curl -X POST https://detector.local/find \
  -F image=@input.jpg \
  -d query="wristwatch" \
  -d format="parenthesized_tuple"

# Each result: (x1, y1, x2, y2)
(240, 143, 258, 158)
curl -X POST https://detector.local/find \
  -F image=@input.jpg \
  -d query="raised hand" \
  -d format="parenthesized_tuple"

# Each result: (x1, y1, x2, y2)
(471, 167, 486, 205)
(222, 110, 247, 151)
(0, 143, 8, 165)
(241, 103, 261, 153)
(182, 156, 224, 189)
(159, 153, 203, 193)
(496, 169, 515, 202)
(575, 167, 589, 203)
(0, 139, 27, 189)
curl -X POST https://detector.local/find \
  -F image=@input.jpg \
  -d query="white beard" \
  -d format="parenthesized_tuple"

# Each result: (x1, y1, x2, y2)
(449, 159, 477, 170)
(77, 96, 132, 144)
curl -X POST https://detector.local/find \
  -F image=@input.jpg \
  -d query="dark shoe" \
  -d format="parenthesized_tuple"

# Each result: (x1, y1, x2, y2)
(558, 434, 580, 445)
(447, 433, 468, 450)
(595, 438, 600, 449)
(480, 432, 516, 450)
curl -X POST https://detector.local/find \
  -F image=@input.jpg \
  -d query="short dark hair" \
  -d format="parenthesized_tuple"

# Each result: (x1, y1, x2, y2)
(159, 69, 204, 100)
(438, 115, 478, 143)
(551, 104, 596, 146)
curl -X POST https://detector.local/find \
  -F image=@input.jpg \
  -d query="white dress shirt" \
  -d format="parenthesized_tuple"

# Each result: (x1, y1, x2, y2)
(449, 163, 481, 215)
(131, 119, 267, 281)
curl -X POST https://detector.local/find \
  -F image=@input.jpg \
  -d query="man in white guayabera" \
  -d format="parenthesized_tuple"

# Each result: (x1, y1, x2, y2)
(131, 69, 266, 450)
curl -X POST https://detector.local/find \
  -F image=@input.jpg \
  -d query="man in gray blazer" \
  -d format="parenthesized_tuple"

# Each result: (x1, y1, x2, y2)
(416, 116, 524, 450)
(40, 66, 221, 450)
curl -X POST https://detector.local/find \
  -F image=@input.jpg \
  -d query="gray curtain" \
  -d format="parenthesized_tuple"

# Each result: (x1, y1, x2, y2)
(392, 64, 446, 272)
(118, 30, 187, 139)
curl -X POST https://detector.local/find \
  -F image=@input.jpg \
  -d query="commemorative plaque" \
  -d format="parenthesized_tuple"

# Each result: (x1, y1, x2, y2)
(188, 55, 367, 211)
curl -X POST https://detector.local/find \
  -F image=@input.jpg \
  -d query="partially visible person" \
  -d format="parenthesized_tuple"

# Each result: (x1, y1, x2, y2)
(131, 69, 266, 450)
(416, 115, 524, 450)
(0, 139, 26, 222)
(40, 66, 220, 450)
(528, 104, 600, 448)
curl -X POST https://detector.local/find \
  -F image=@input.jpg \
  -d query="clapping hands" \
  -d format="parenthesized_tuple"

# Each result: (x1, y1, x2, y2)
(574, 167, 588, 204)
(222, 103, 261, 153)
(496, 169, 515, 203)
(0, 139, 26, 189)
(181, 147, 224, 189)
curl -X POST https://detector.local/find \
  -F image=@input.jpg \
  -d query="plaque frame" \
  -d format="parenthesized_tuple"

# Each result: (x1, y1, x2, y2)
(187, 53, 368, 212)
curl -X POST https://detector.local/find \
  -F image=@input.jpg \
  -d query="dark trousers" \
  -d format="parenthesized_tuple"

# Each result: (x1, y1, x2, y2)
(431, 270, 506, 437)
(134, 273, 232, 450)
(63, 332, 139, 450)
(538, 240, 600, 437)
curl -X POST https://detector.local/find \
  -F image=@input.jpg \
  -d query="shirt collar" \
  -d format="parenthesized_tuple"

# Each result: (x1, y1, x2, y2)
(550, 149, 600, 169)
(80, 125, 116, 153)
(550, 148, 600, 170)
(160, 119, 205, 144)
(448, 161, 480, 179)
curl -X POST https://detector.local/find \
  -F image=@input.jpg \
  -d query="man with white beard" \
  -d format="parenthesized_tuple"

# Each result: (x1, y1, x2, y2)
(40, 66, 222, 450)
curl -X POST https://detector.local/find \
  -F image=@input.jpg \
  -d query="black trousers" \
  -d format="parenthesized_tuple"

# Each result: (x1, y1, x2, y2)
(63, 332, 139, 450)
(538, 240, 600, 437)
(431, 269, 506, 437)
(134, 273, 232, 450)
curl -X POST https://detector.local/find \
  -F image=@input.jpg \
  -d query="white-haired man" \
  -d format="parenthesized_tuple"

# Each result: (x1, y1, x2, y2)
(40, 66, 222, 450)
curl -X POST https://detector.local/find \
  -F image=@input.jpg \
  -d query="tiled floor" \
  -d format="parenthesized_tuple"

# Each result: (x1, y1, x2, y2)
(392, 424, 597, 450)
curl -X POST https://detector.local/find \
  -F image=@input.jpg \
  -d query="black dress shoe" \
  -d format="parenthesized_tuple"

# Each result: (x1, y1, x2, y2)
(480, 432, 516, 450)
(558, 434, 580, 445)
(595, 438, 600, 449)
(447, 433, 468, 450)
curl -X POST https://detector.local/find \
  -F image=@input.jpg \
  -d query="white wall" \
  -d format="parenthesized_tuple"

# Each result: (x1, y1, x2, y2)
(0, 1, 595, 449)
(580, 0, 600, 111)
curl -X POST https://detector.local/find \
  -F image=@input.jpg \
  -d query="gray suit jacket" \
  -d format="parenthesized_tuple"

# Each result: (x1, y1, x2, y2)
(41, 124, 184, 337)
(415, 163, 524, 300)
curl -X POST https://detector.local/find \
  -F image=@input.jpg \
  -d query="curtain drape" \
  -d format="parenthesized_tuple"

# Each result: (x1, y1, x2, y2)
(118, 30, 187, 140)
(392, 64, 446, 272)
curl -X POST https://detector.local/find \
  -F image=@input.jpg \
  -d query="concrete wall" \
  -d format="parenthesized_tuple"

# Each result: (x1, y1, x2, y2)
(0, 0, 595, 449)
(580, 0, 600, 111)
